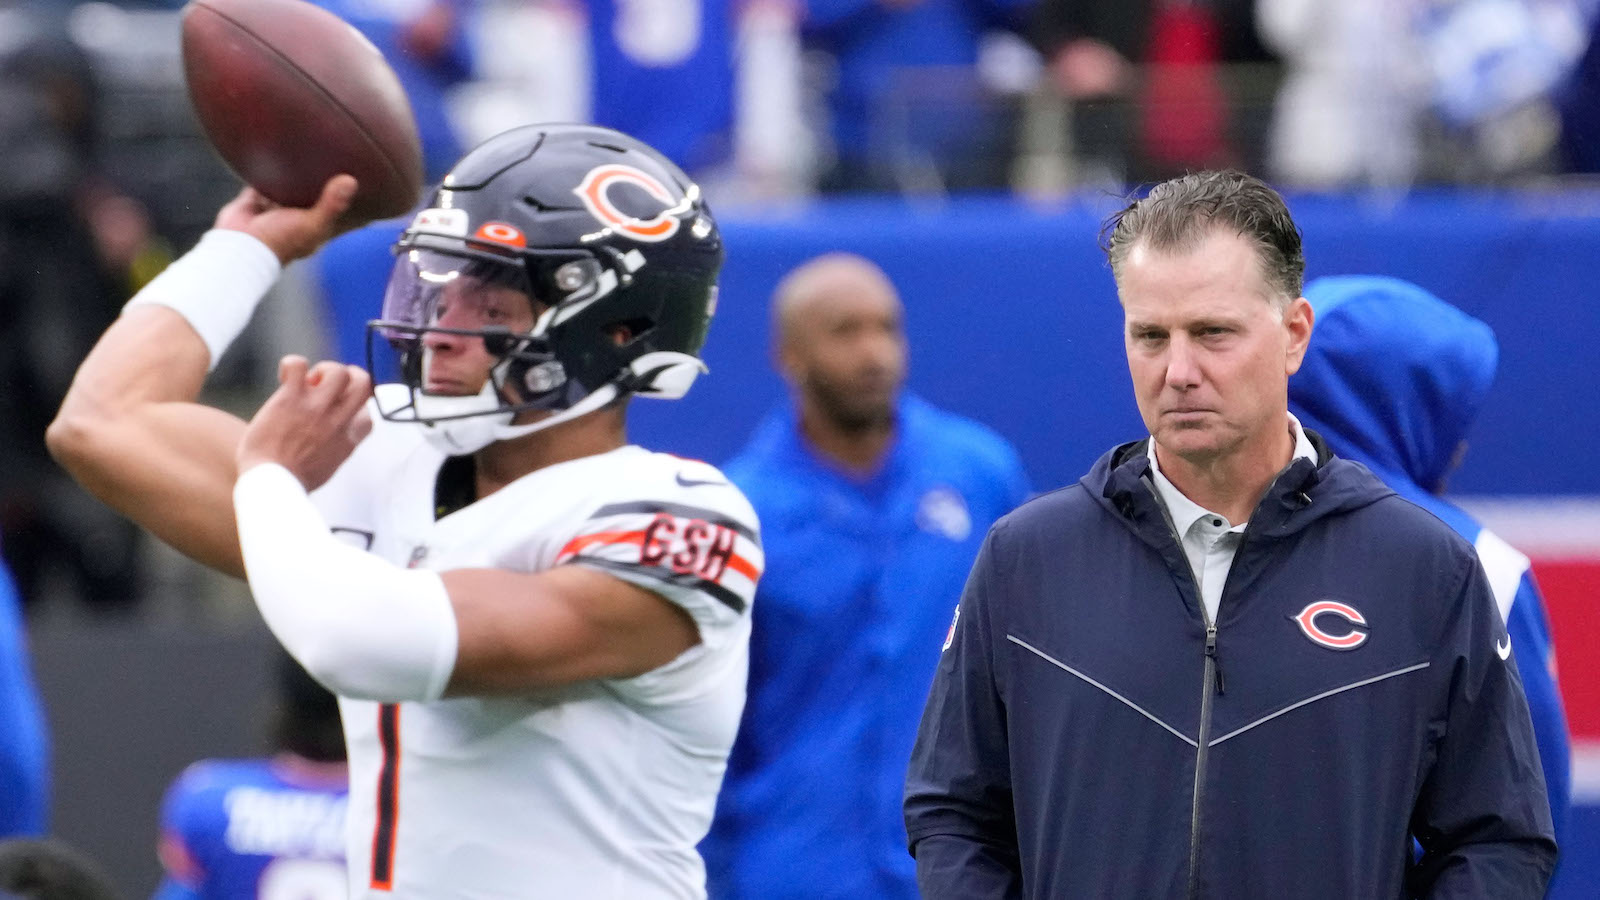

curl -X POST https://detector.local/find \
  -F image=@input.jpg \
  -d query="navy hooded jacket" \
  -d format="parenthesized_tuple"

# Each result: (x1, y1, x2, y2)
(1288, 275, 1571, 842)
(904, 436, 1556, 898)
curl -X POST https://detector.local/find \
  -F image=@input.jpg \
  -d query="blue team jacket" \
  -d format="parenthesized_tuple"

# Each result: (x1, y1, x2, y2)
(905, 438, 1556, 898)
(1289, 274, 1572, 842)
(703, 394, 1029, 900)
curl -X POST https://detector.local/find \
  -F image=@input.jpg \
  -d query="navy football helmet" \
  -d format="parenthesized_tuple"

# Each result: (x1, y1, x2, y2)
(367, 123, 724, 454)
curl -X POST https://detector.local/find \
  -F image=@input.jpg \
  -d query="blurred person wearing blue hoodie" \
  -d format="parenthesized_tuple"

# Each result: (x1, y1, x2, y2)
(1287, 275, 1571, 842)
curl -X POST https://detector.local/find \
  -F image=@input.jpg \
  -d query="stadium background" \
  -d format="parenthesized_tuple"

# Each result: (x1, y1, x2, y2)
(5, 0, 1600, 896)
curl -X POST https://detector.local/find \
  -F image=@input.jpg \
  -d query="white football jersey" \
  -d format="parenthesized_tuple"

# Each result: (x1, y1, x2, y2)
(309, 404, 761, 899)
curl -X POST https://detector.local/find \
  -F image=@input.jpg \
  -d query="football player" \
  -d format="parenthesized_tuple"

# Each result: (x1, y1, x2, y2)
(49, 124, 761, 898)
(154, 653, 348, 900)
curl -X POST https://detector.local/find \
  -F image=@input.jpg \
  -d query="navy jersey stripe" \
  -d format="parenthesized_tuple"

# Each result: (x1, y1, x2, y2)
(589, 501, 758, 544)
(572, 556, 748, 613)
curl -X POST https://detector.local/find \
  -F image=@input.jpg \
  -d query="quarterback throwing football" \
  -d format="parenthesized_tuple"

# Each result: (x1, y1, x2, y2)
(49, 125, 761, 899)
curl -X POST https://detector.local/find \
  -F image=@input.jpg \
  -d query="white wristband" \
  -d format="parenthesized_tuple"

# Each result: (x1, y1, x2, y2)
(234, 463, 459, 703)
(124, 229, 283, 371)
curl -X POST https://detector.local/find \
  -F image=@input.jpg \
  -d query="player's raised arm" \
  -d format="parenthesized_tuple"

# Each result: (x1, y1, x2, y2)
(46, 176, 357, 579)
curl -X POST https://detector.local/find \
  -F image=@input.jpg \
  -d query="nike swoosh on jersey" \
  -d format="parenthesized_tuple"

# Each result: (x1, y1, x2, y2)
(1496, 635, 1512, 661)
(675, 473, 726, 488)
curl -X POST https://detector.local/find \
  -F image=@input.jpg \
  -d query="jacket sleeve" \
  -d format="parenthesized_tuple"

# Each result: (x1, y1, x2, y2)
(1505, 572, 1571, 845)
(1408, 561, 1558, 898)
(903, 525, 1021, 900)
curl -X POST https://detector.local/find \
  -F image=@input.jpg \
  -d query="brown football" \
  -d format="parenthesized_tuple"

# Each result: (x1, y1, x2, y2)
(181, 0, 424, 224)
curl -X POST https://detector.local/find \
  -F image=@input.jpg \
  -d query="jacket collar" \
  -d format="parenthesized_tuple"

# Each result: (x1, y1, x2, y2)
(1087, 428, 1386, 551)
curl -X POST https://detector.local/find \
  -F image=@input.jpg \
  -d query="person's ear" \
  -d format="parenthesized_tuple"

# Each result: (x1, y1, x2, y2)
(1283, 296, 1314, 376)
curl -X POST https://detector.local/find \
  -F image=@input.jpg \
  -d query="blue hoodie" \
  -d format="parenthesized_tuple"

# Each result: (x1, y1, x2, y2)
(1289, 275, 1571, 841)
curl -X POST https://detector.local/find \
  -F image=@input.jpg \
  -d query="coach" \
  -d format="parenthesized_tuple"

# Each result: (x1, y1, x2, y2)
(903, 171, 1556, 898)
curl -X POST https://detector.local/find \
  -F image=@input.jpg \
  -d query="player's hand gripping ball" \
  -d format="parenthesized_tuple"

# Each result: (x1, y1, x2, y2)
(181, 0, 424, 227)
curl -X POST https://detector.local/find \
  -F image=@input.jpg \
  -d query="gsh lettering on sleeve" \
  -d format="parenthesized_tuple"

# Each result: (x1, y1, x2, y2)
(640, 514, 737, 580)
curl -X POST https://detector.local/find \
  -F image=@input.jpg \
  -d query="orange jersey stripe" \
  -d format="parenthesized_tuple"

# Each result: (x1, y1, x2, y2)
(558, 530, 647, 561)
(726, 553, 761, 582)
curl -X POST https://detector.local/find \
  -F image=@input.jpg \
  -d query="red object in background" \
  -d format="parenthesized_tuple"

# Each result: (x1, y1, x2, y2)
(1139, 2, 1230, 170)
(1535, 559, 1600, 739)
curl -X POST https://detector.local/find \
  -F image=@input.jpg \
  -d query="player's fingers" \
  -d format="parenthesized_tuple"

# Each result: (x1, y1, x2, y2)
(306, 360, 349, 398)
(250, 189, 279, 213)
(345, 407, 374, 446)
(313, 175, 358, 218)
(278, 355, 309, 390)
(328, 365, 370, 419)
(343, 364, 374, 404)
(215, 186, 266, 228)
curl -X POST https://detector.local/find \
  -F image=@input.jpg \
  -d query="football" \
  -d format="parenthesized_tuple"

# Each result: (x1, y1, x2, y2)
(180, 0, 425, 224)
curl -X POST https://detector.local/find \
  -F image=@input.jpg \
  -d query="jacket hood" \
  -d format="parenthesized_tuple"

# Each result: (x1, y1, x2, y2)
(1082, 431, 1392, 551)
(1288, 276, 1498, 493)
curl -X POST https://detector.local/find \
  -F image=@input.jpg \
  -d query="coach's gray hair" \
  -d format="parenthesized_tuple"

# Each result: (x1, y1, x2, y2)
(1100, 170, 1305, 309)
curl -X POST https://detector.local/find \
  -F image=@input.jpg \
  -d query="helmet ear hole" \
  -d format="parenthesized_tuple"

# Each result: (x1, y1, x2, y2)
(605, 316, 656, 347)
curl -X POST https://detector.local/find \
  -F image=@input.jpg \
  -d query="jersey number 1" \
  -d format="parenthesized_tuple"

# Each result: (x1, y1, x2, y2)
(371, 703, 400, 890)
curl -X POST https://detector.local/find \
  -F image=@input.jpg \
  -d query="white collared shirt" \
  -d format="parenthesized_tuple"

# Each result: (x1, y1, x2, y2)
(1148, 414, 1317, 624)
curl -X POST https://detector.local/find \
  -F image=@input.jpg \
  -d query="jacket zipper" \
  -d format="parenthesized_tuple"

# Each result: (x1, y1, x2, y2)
(1188, 619, 1217, 900)
(1143, 475, 1221, 900)
(1189, 528, 1248, 899)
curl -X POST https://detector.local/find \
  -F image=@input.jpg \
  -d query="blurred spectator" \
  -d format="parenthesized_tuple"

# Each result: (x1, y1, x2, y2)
(1256, 0, 1425, 188)
(152, 654, 347, 900)
(1031, 0, 1273, 185)
(701, 254, 1029, 899)
(0, 19, 153, 612)
(1416, 0, 1593, 179)
(1261, 0, 1592, 187)
(312, 0, 477, 182)
(584, 0, 810, 197)
(480, 0, 810, 200)
(0, 554, 48, 839)
(1558, 2, 1600, 171)
(0, 838, 121, 900)
(1287, 275, 1572, 842)
(802, 0, 1032, 193)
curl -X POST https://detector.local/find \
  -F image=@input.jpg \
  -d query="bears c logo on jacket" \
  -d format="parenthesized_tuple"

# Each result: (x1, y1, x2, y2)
(574, 164, 684, 242)
(1292, 600, 1369, 650)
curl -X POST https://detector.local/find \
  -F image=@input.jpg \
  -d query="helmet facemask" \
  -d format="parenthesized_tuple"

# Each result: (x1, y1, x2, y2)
(368, 248, 594, 454)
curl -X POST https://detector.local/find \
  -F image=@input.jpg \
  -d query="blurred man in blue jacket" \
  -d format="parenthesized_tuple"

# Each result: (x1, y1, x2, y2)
(1288, 274, 1572, 841)
(0, 551, 48, 838)
(702, 253, 1029, 899)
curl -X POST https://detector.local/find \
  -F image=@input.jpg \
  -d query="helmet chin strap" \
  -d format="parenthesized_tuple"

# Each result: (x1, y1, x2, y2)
(406, 351, 707, 456)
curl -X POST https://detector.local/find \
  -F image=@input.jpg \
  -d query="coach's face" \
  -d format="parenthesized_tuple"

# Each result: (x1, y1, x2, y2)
(1118, 228, 1313, 467)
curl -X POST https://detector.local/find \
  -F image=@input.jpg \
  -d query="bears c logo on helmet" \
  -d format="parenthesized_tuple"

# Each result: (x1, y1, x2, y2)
(1291, 600, 1370, 651)
(573, 164, 684, 243)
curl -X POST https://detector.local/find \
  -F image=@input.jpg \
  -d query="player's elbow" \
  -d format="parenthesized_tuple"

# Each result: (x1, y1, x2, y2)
(45, 405, 111, 482)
